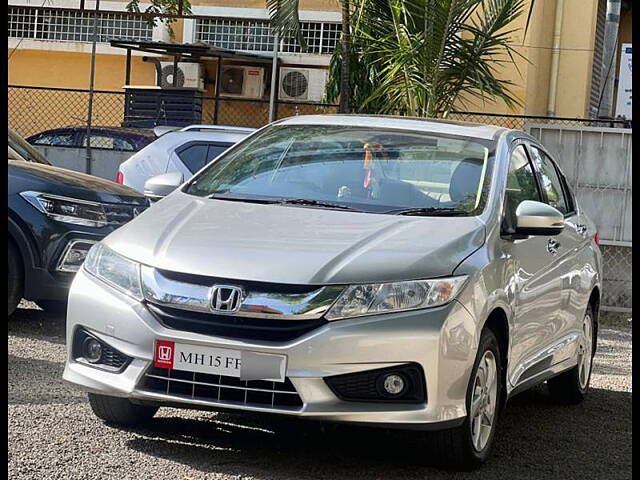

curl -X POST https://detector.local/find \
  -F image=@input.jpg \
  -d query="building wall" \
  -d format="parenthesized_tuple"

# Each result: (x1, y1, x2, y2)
(7, 0, 624, 119)
(8, 50, 156, 90)
(459, 0, 601, 118)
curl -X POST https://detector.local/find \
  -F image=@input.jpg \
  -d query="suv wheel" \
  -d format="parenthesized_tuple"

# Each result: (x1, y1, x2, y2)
(88, 393, 159, 426)
(8, 241, 23, 316)
(547, 305, 595, 404)
(424, 329, 502, 470)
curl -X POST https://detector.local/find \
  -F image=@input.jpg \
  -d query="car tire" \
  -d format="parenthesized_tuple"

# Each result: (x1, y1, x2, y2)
(36, 300, 68, 314)
(547, 305, 595, 404)
(8, 241, 24, 317)
(88, 393, 159, 426)
(424, 328, 502, 470)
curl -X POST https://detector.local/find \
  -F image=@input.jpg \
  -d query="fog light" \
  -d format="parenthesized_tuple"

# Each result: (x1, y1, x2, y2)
(382, 374, 406, 396)
(57, 240, 98, 273)
(82, 337, 102, 363)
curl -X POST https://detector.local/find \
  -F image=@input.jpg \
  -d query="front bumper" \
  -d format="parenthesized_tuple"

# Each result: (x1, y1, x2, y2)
(63, 269, 479, 429)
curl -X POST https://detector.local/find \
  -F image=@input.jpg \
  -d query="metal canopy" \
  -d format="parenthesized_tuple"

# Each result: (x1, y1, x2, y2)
(109, 39, 277, 64)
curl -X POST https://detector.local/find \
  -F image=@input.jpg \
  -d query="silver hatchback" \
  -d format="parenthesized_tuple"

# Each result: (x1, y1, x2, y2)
(63, 115, 601, 469)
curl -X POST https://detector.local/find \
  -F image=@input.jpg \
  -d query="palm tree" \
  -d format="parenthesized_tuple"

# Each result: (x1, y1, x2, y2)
(267, 0, 353, 113)
(126, 0, 192, 39)
(325, 0, 532, 118)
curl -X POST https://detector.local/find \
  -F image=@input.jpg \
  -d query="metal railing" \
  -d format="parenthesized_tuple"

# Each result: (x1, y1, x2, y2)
(8, 5, 153, 43)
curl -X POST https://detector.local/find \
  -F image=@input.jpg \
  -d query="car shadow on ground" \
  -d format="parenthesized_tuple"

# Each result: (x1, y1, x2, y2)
(122, 386, 631, 480)
(8, 305, 67, 345)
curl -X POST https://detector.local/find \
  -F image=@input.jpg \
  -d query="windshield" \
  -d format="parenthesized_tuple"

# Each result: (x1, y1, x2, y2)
(8, 128, 50, 165)
(185, 125, 495, 215)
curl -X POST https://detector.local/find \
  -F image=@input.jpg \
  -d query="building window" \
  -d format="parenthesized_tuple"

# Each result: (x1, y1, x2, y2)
(8, 6, 153, 43)
(195, 18, 342, 54)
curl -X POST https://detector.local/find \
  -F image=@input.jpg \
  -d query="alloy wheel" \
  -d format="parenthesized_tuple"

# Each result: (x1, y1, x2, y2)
(578, 314, 593, 389)
(470, 350, 498, 452)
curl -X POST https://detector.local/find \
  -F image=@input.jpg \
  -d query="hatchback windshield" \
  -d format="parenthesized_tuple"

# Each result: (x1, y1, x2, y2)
(185, 125, 494, 215)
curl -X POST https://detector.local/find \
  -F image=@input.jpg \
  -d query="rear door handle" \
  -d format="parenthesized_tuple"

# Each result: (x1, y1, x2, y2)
(547, 238, 561, 255)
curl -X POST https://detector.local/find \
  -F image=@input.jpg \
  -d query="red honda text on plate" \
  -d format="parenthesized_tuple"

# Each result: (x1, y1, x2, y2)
(154, 340, 175, 368)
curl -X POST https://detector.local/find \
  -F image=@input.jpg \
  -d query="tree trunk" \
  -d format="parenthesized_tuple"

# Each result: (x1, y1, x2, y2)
(339, 0, 351, 113)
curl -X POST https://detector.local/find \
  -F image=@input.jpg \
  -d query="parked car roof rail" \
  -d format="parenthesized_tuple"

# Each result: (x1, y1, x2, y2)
(179, 125, 257, 134)
(152, 125, 182, 137)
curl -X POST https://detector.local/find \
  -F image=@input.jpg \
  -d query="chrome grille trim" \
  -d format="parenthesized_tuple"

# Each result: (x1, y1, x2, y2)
(141, 265, 343, 320)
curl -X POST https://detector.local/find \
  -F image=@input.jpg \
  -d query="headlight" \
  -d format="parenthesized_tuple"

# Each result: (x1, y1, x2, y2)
(325, 276, 468, 320)
(83, 243, 143, 300)
(20, 191, 144, 227)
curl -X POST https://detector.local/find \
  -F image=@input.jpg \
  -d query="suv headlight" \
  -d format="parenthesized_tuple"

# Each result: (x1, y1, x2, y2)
(83, 243, 143, 300)
(325, 276, 468, 320)
(20, 191, 144, 227)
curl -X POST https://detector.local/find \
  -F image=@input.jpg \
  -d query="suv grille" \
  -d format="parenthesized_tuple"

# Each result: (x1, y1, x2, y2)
(140, 367, 303, 410)
(146, 303, 327, 342)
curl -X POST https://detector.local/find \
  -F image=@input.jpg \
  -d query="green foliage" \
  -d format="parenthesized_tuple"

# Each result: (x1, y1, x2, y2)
(325, 0, 530, 117)
(126, 0, 192, 39)
(266, 0, 307, 50)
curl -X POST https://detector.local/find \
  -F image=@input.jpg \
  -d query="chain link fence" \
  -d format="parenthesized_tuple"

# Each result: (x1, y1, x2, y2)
(8, 85, 339, 138)
(8, 85, 631, 312)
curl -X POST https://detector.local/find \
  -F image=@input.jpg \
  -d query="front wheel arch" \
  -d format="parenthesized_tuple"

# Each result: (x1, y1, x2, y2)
(481, 307, 510, 409)
(588, 286, 600, 355)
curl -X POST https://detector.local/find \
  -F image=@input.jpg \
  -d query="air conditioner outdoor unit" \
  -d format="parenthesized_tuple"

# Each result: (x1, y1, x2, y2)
(219, 66, 265, 99)
(279, 68, 328, 102)
(158, 62, 204, 90)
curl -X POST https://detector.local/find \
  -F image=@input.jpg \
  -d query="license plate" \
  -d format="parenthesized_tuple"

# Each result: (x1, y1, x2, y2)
(154, 340, 287, 382)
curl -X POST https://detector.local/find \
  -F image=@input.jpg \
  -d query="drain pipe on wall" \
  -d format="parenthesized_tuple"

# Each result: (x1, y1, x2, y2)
(547, 0, 565, 116)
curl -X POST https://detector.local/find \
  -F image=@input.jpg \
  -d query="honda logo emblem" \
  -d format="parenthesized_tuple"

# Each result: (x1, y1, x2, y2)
(209, 285, 244, 313)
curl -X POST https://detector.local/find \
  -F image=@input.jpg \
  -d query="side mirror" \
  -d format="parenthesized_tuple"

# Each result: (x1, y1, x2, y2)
(515, 200, 564, 236)
(143, 172, 184, 200)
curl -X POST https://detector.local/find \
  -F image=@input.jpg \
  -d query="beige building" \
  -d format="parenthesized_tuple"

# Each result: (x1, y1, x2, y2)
(8, 0, 633, 125)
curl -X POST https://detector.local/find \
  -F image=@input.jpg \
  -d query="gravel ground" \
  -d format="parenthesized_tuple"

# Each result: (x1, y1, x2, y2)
(9, 301, 632, 480)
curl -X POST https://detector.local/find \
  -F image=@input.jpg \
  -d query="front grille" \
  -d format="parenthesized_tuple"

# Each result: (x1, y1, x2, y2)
(140, 366, 303, 410)
(146, 303, 327, 342)
(105, 202, 148, 226)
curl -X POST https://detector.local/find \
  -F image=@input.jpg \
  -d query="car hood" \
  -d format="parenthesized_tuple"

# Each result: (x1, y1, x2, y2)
(8, 161, 147, 205)
(104, 191, 486, 285)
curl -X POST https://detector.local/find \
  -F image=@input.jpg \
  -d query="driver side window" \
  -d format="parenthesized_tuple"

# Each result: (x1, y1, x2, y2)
(503, 144, 541, 234)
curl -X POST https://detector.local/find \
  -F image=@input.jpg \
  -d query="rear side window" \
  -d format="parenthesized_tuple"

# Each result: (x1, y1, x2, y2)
(503, 144, 540, 233)
(178, 143, 232, 173)
(33, 133, 75, 146)
(529, 146, 568, 215)
(83, 135, 135, 151)
(177, 144, 209, 173)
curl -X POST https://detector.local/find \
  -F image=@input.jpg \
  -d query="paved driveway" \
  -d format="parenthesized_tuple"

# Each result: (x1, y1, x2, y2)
(8, 302, 632, 480)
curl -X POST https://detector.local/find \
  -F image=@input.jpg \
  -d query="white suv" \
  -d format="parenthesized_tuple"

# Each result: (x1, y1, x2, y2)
(116, 125, 255, 193)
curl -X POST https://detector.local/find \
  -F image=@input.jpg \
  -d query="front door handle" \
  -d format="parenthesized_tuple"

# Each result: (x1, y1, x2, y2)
(547, 238, 561, 255)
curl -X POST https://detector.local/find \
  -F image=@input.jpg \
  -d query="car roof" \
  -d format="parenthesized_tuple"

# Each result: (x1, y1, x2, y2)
(27, 126, 155, 139)
(159, 129, 252, 146)
(274, 114, 507, 140)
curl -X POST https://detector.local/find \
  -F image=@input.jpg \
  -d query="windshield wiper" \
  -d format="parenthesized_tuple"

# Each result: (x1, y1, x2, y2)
(207, 194, 359, 211)
(278, 198, 360, 211)
(207, 193, 280, 204)
(383, 207, 469, 216)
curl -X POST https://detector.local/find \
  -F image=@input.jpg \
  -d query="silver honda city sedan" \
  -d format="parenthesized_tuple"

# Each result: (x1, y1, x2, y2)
(63, 115, 601, 469)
